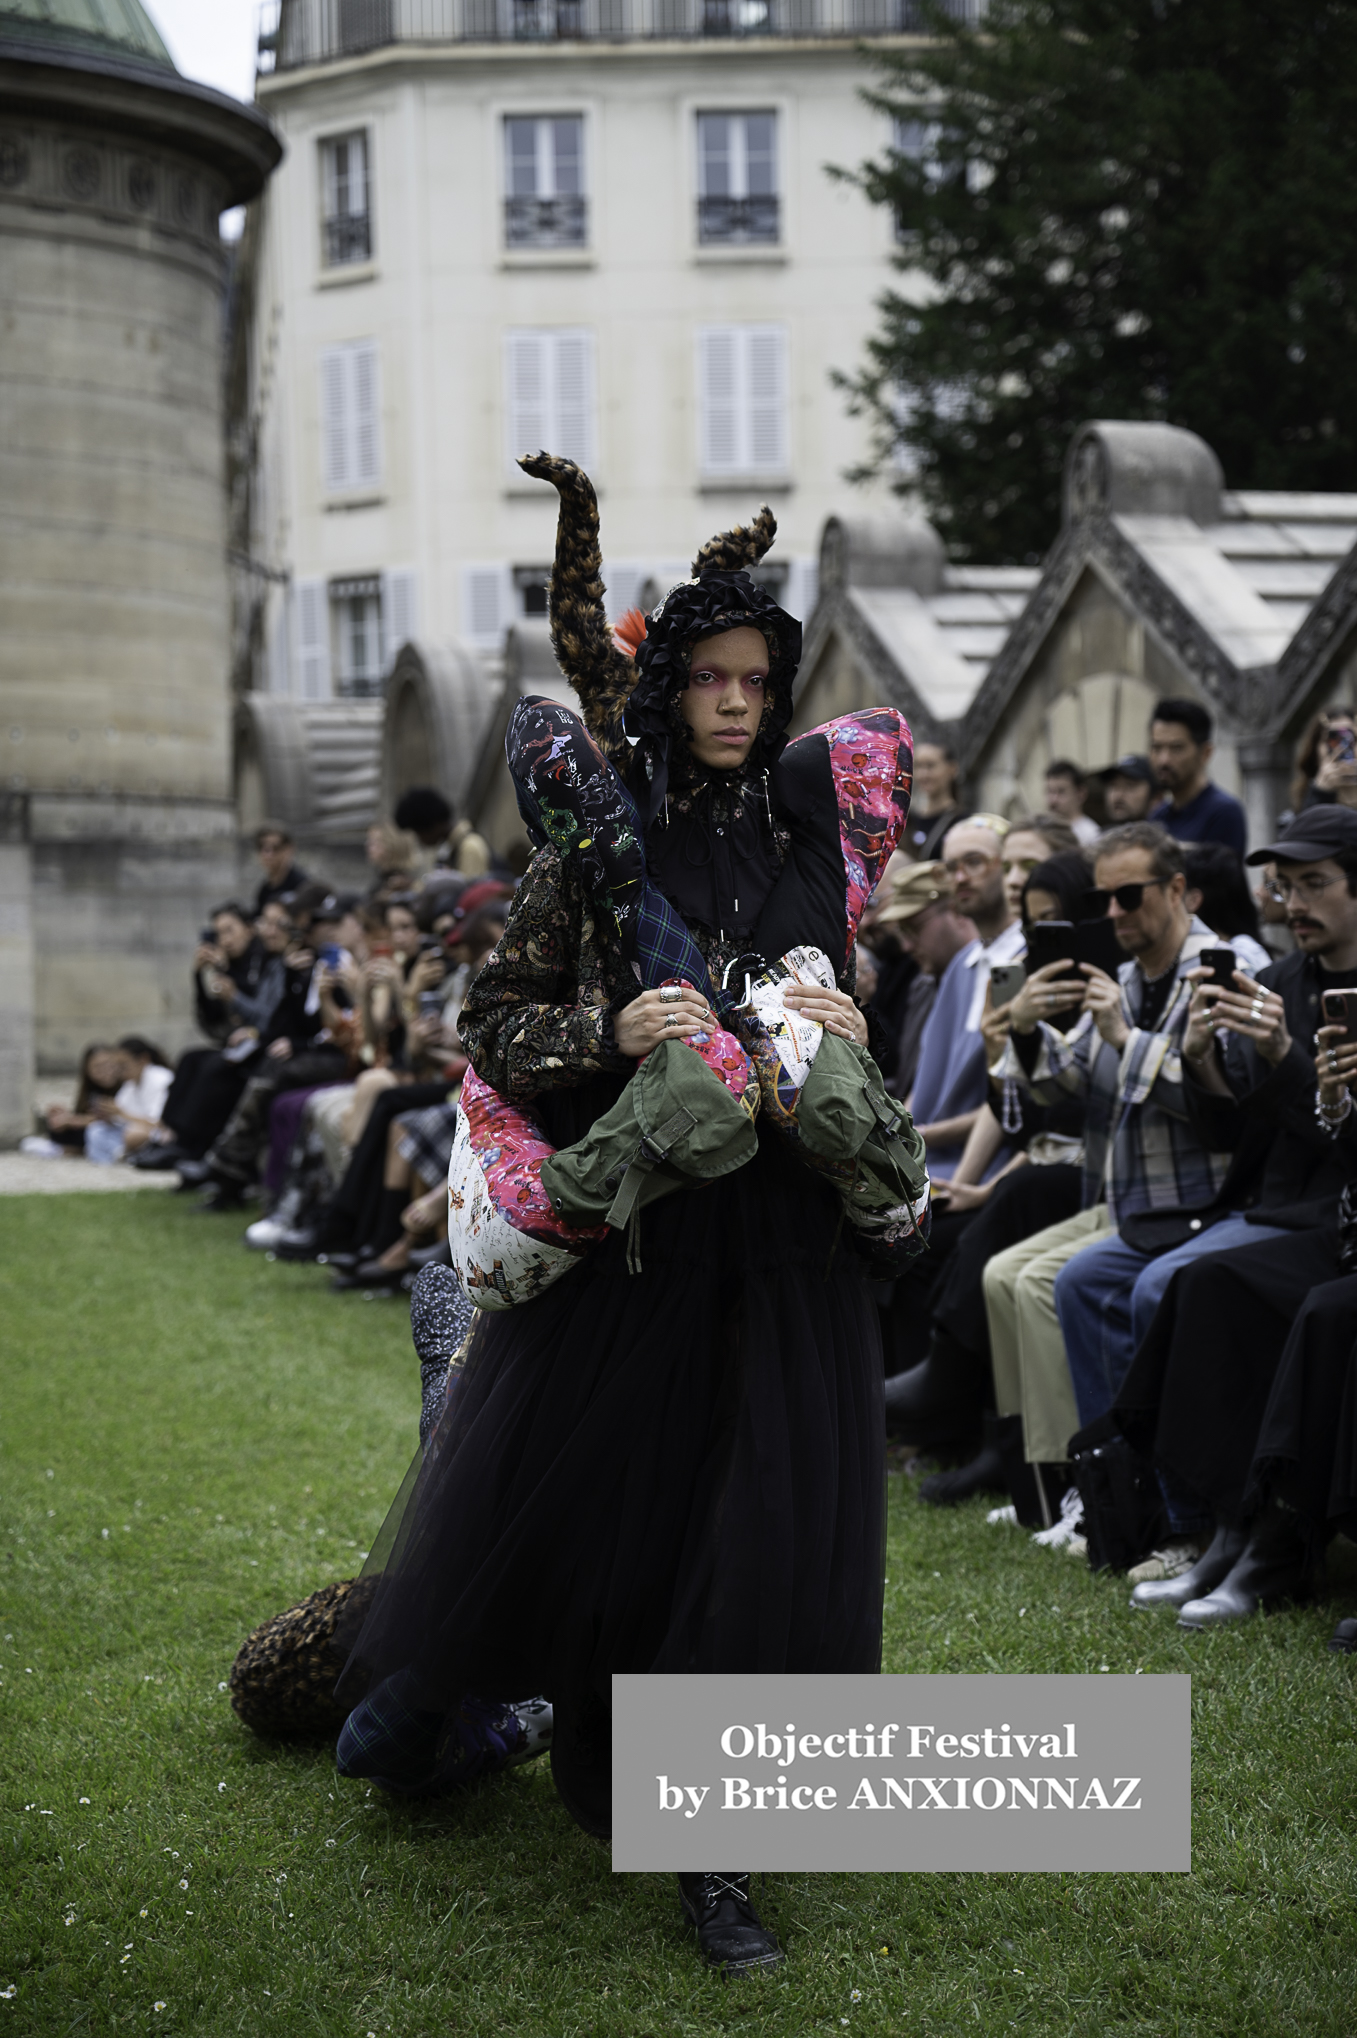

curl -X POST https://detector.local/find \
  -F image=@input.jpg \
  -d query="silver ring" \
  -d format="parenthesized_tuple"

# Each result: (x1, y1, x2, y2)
(658, 985, 682, 1004)
(1251, 998, 1265, 1017)
(664, 1014, 677, 1027)
(1330, 1049, 1340, 1071)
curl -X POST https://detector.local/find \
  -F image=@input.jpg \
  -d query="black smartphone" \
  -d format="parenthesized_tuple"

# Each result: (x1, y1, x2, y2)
(1321, 987, 1357, 1044)
(1200, 946, 1240, 995)
(1327, 724, 1357, 766)
(1071, 915, 1125, 980)
(1025, 922, 1085, 1030)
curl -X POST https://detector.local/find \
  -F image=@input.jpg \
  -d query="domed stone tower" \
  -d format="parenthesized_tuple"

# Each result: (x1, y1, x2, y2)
(0, 1, 281, 1128)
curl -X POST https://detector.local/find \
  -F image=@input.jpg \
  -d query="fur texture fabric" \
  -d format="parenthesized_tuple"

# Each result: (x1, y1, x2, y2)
(229, 1574, 379, 1737)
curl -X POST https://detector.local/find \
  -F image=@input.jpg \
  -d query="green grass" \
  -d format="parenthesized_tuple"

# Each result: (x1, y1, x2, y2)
(3, 1192, 1356, 2038)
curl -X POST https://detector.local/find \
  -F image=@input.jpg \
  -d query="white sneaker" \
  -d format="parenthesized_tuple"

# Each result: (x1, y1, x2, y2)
(986, 1504, 1019, 1527)
(244, 1216, 289, 1251)
(1032, 1485, 1085, 1549)
(19, 1136, 64, 1159)
(1127, 1539, 1207, 1586)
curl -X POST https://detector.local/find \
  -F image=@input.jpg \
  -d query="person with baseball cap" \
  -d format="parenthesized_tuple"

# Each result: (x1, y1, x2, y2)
(871, 862, 973, 1100)
(1096, 755, 1156, 825)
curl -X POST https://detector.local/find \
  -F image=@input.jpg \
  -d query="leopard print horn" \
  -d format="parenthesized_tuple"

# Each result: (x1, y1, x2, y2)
(690, 505, 777, 578)
(517, 451, 636, 753)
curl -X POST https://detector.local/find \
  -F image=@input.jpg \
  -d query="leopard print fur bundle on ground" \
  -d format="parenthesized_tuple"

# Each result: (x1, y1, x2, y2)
(228, 1574, 379, 1737)
(516, 450, 779, 756)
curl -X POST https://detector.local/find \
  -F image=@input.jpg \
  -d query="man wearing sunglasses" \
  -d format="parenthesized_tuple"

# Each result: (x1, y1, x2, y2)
(981, 823, 1236, 1498)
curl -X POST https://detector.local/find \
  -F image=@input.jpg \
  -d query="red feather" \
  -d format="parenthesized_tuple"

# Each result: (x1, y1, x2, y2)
(611, 607, 648, 661)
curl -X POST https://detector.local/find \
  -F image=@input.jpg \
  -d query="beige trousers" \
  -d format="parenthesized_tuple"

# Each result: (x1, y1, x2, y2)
(983, 1208, 1117, 1463)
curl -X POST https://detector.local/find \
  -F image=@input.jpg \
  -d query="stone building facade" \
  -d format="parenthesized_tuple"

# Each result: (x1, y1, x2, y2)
(0, 5, 279, 1123)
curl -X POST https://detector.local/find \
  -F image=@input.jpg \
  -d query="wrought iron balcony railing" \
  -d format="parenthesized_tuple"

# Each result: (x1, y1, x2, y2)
(504, 194, 589, 246)
(697, 193, 779, 244)
(259, 0, 984, 68)
(323, 210, 373, 264)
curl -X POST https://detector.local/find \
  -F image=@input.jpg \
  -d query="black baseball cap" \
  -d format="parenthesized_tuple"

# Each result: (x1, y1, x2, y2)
(1096, 754, 1156, 789)
(1245, 805, 1357, 866)
(311, 890, 362, 922)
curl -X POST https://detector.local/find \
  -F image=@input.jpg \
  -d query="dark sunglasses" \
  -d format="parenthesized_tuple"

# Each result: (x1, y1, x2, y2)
(1084, 878, 1167, 916)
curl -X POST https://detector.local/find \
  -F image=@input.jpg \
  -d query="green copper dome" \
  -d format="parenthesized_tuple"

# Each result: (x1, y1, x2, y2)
(0, 0, 175, 70)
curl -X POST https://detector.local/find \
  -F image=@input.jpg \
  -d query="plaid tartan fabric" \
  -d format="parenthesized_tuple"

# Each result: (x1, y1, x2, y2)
(336, 1673, 527, 1796)
(394, 1098, 460, 1187)
(506, 695, 720, 1009)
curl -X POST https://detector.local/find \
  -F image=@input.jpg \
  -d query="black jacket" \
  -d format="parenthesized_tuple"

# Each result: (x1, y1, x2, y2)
(194, 938, 267, 1044)
(1184, 948, 1357, 1224)
(261, 962, 326, 1053)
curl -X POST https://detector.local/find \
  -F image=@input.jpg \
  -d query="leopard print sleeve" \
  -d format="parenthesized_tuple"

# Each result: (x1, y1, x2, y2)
(457, 847, 635, 1103)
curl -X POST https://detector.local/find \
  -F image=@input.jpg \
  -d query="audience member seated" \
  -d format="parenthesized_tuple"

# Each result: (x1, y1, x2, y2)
(364, 821, 420, 900)
(981, 824, 1233, 1532)
(901, 740, 965, 862)
(251, 821, 310, 915)
(858, 858, 933, 1096)
(1102, 807, 1357, 1611)
(1148, 698, 1247, 856)
(30, 1044, 126, 1154)
(999, 815, 1082, 922)
(193, 902, 264, 1045)
(393, 786, 492, 880)
(883, 853, 1093, 1493)
(1292, 703, 1357, 815)
(1182, 840, 1271, 976)
(1044, 759, 1101, 848)
(1095, 755, 1156, 824)
(82, 1038, 174, 1164)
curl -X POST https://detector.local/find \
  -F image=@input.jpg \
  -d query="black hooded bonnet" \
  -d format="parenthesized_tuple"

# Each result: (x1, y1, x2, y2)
(623, 507, 802, 828)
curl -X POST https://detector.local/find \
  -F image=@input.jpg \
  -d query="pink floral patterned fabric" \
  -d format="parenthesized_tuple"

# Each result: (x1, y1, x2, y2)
(456, 1066, 605, 1254)
(782, 707, 914, 951)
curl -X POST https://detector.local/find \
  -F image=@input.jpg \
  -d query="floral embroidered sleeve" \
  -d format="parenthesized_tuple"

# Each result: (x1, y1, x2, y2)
(456, 847, 636, 1103)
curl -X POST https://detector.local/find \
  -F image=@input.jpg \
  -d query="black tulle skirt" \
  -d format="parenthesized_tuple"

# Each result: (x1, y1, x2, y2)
(337, 1124, 885, 1781)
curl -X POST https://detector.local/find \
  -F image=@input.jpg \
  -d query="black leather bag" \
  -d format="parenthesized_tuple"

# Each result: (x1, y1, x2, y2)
(1116, 1200, 1229, 1258)
(1068, 1417, 1169, 1573)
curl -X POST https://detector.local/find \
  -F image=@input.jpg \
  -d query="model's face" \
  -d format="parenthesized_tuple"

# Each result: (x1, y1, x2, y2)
(682, 626, 768, 771)
(1093, 847, 1181, 956)
(1274, 857, 1357, 957)
(913, 744, 956, 805)
(212, 912, 251, 960)
(1001, 830, 1049, 916)
(1105, 774, 1152, 823)
(1150, 721, 1209, 793)
(1044, 773, 1084, 822)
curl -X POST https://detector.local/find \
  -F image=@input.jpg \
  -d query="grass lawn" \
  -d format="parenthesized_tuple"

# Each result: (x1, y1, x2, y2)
(3, 1191, 1356, 2038)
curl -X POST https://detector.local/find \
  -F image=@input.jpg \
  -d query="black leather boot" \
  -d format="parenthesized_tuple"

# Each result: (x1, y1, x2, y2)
(1129, 1521, 1248, 1611)
(1176, 1508, 1312, 1629)
(677, 1873, 784, 1975)
(883, 1330, 986, 1449)
(919, 1412, 1008, 1506)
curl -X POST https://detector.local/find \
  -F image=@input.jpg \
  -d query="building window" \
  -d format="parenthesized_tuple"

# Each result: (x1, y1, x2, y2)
(331, 576, 384, 698)
(513, 565, 552, 618)
(337, 0, 393, 55)
(700, 0, 772, 33)
(505, 328, 596, 475)
(696, 111, 778, 245)
(504, 116, 586, 247)
(697, 324, 787, 476)
(321, 131, 372, 267)
(510, 0, 584, 39)
(320, 339, 381, 492)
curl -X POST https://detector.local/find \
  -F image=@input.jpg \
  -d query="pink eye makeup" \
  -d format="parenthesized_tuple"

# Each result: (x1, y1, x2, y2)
(689, 669, 767, 691)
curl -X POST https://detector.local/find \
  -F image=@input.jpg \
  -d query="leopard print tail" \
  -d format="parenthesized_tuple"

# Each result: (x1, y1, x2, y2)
(691, 505, 778, 577)
(517, 452, 636, 755)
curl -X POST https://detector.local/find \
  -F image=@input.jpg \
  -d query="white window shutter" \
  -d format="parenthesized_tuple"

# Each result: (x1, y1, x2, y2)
(462, 564, 512, 650)
(552, 331, 594, 470)
(506, 331, 549, 468)
(351, 341, 381, 486)
(699, 326, 740, 473)
(602, 560, 647, 623)
(268, 591, 291, 695)
(747, 325, 786, 472)
(294, 577, 331, 700)
(321, 346, 350, 490)
(382, 568, 418, 668)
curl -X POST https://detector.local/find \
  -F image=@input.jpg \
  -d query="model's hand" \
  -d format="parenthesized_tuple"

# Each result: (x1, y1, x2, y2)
(1207, 973, 1291, 1066)
(1008, 959, 1078, 1035)
(1079, 965, 1129, 1051)
(1315, 1023, 1357, 1110)
(614, 983, 714, 1057)
(782, 982, 868, 1046)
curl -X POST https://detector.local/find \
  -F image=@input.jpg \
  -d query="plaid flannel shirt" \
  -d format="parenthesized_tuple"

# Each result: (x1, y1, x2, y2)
(997, 920, 1234, 1225)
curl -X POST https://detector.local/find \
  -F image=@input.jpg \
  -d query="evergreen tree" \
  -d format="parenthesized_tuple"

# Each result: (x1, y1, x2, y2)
(840, 0, 1357, 562)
